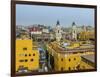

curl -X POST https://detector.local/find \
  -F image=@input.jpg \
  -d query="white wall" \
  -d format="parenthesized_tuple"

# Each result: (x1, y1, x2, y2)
(0, 0, 99, 77)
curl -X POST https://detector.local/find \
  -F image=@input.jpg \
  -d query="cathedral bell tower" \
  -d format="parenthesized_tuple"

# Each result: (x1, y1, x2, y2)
(55, 20, 62, 42)
(72, 22, 77, 40)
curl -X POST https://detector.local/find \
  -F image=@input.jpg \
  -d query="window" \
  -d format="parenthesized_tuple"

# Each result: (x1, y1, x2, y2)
(31, 59, 34, 61)
(29, 54, 31, 56)
(33, 54, 35, 56)
(58, 30, 59, 33)
(23, 47, 27, 50)
(19, 60, 24, 62)
(61, 67, 63, 71)
(69, 58, 71, 62)
(80, 52, 84, 53)
(73, 52, 77, 54)
(69, 67, 71, 70)
(76, 64, 80, 70)
(25, 59, 28, 62)
(74, 31, 75, 33)
(61, 58, 63, 61)
(25, 54, 27, 56)
(74, 58, 76, 60)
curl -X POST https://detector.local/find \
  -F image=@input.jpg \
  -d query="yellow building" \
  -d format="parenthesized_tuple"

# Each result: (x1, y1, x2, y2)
(78, 31, 95, 40)
(47, 42, 94, 71)
(16, 39, 39, 72)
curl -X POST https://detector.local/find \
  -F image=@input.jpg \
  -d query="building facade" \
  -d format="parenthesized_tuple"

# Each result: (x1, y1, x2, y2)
(71, 22, 77, 40)
(16, 39, 39, 72)
(47, 41, 94, 71)
(55, 20, 62, 42)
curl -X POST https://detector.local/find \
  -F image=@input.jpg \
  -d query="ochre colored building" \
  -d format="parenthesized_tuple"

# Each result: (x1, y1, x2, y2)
(16, 39, 39, 72)
(78, 31, 95, 40)
(47, 42, 94, 71)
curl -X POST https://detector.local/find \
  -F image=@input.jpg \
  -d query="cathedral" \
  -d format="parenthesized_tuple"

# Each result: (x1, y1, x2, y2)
(55, 20, 62, 42)
(72, 22, 77, 40)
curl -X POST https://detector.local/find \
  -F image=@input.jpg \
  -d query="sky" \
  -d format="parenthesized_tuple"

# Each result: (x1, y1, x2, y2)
(16, 4, 95, 27)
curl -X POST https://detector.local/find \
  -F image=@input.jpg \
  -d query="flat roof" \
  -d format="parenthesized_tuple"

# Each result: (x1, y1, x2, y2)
(48, 43, 94, 54)
(81, 54, 95, 63)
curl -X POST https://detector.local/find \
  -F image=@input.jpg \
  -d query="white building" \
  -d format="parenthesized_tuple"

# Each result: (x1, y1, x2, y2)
(72, 22, 77, 40)
(42, 28, 49, 33)
(55, 20, 62, 42)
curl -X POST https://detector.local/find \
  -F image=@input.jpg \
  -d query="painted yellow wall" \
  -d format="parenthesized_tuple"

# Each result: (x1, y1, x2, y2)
(16, 39, 39, 72)
(78, 31, 95, 40)
(47, 42, 94, 71)
(54, 53, 81, 71)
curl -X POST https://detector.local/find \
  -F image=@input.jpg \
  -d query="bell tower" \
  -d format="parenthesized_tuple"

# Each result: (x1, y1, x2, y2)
(72, 22, 77, 40)
(55, 20, 62, 42)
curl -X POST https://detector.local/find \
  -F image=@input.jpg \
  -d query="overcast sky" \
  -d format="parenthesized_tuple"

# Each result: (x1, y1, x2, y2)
(16, 4, 94, 27)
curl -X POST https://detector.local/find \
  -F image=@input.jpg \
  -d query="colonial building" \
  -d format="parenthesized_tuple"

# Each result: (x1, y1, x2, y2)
(47, 41, 95, 71)
(16, 39, 39, 72)
(28, 26, 42, 35)
(71, 22, 77, 40)
(42, 28, 49, 33)
(55, 20, 62, 42)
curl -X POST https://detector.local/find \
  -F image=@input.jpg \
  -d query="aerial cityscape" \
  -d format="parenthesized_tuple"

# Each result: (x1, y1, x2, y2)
(16, 4, 95, 73)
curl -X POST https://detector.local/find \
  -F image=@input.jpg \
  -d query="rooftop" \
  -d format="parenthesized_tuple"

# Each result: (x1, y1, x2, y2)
(81, 54, 95, 63)
(48, 42, 95, 54)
